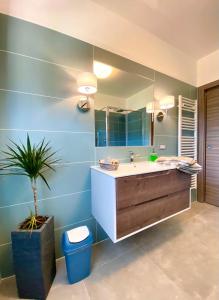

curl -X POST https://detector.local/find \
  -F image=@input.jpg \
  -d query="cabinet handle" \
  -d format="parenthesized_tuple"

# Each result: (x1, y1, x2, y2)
(134, 194, 169, 207)
(136, 170, 171, 180)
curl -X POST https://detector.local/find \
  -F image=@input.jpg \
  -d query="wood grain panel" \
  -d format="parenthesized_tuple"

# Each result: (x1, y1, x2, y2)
(117, 190, 190, 238)
(197, 80, 219, 203)
(206, 86, 219, 206)
(116, 169, 190, 210)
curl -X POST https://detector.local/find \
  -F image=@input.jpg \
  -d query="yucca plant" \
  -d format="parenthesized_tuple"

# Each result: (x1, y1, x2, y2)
(1, 134, 59, 229)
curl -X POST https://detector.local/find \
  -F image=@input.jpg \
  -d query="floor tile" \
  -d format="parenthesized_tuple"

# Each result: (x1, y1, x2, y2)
(140, 225, 219, 299)
(1, 201, 219, 300)
(85, 247, 193, 300)
(47, 281, 89, 300)
(0, 276, 24, 300)
(92, 237, 138, 271)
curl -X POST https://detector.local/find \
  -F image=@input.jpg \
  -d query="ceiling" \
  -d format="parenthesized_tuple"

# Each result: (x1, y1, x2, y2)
(0, 0, 218, 60)
(92, 0, 219, 59)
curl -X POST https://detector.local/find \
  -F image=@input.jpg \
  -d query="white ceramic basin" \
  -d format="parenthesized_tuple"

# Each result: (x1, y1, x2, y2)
(91, 161, 177, 178)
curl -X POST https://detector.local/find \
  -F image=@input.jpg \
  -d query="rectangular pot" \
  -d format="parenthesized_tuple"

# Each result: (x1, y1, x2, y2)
(11, 216, 56, 300)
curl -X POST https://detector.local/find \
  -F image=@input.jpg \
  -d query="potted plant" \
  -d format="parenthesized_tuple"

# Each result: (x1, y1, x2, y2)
(1, 134, 59, 299)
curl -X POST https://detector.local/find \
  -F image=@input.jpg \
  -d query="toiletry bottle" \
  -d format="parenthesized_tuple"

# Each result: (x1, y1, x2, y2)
(149, 148, 158, 162)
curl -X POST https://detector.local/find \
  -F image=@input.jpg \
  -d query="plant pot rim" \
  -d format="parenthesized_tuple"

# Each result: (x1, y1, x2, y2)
(12, 216, 54, 233)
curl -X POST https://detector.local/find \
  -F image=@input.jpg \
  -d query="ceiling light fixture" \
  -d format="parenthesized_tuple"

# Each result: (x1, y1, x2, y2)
(93, 61, 112, 79)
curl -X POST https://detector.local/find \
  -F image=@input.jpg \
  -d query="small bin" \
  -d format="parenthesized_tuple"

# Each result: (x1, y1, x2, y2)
(62, 226, 93, 284)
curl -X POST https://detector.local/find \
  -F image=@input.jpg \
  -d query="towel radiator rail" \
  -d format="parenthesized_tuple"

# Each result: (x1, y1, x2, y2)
(178, 95, 197, 189)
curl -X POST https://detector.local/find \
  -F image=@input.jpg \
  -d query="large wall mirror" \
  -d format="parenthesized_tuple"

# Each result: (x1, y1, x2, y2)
(94, 49, 154, 147)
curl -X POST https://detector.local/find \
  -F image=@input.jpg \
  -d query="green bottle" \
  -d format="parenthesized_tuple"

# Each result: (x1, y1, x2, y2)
(149, 148, 158, 162)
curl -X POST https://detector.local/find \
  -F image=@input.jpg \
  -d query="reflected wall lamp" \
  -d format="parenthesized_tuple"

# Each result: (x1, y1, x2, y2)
(159, 95, 175, 110)
(146, 95, 175, 121)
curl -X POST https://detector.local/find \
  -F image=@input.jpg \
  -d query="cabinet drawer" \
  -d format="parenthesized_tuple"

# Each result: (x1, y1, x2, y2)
(116, 169, 190, 210)
(117, 189, 190, 238)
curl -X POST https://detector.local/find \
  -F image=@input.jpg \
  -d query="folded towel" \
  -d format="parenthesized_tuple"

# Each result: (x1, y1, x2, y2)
(177, 162, 202, 175)
(157, 156, 196, 165)
(178, 156, 196, 165)
(157, 156, 201, 175)
(157, 156, 179, 163)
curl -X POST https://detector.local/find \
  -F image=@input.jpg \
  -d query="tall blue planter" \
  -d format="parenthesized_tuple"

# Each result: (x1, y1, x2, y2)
(11, 216, 56, 300)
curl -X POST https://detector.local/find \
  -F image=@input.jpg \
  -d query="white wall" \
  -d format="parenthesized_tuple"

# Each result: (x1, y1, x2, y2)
(126, 85, 154, 110)
(197, 49, 219, 86)
(96, 85, 154, 111)
(95, 93, 125, 110)
(0, 0, 197, 86)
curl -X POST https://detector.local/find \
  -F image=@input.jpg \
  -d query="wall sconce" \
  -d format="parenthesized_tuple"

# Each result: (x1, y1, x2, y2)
(146, 96, 174, 121)
(156, 111, 165, 122)
(77, 72, 97, 113)
(77, 95, 91, 112)
(77, 72, 97, 95)
(159, 95, 175, 110)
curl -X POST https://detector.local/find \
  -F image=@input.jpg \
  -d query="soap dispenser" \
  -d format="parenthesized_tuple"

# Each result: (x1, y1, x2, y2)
(149, 148, 158, 162)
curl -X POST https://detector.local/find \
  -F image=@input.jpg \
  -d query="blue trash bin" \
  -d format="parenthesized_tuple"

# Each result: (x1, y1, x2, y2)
(62, 226, 93, 284)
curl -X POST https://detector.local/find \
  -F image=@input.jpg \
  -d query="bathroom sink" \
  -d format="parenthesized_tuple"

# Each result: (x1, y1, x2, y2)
(91, 161, 177, 178)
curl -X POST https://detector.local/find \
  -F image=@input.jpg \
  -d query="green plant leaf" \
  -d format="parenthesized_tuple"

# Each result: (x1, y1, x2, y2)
(39, 172, 51, 190)
(1, 134, 59, 216)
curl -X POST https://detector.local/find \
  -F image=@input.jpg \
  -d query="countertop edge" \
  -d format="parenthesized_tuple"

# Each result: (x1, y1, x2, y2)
(90, 163, 177, 178)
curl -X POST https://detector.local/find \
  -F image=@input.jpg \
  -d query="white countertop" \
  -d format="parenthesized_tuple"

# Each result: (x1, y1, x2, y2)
(91, 161, 177, 178)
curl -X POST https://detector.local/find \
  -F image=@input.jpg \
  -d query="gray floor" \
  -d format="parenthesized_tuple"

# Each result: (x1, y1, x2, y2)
(1, 201, 219, 300)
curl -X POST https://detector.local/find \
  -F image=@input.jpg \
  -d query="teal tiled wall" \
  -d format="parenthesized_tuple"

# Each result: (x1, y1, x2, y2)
(0, 13, 98, 278)
(127, 108, 150, 146)
(109, 112, 126, 146)
(0, 13, 197, 278)
(95, 110, 106, 146)
(153, 71, 197, 156)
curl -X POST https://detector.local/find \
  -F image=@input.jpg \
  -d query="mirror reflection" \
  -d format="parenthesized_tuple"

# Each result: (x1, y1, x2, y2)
(94, 63, 154, 147)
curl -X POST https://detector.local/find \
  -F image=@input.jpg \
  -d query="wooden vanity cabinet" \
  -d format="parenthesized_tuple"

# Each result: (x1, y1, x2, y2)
(116, 169, 190, 210)
(116, 170, 191, 238)
(91, 168, 191, 242)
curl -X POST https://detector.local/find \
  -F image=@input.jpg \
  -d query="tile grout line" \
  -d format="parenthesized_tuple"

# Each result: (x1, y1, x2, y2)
(95, 221, 98, 243)
(82, 280, 91, 300)
(155, 134, 177, 138)
(0, 242, 11, 247)
(143, 249, 195, 299)
(54, 217, 93, 231)
(2, 161, 95, 167)
(0, 88, 65, 101)
(0, 49, 155, 83)
(0, 189, 91, 209)
(135, 205, 205, 299)
(53, 161, 95, 166)
(0, 49, 88, 74)
(0, 216, 94, 247)
(91, 241, 140, 272)
(0, 128, 94, 134)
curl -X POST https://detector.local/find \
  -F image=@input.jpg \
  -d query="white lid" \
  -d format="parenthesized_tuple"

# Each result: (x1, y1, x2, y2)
(67, 226, 89, 243)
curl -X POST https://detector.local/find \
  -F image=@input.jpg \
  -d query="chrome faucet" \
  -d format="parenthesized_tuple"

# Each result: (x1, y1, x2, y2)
(129, 151, 135, 163)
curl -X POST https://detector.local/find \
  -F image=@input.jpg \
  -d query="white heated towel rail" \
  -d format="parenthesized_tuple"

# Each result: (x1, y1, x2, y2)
(178, 95, 198, 189)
